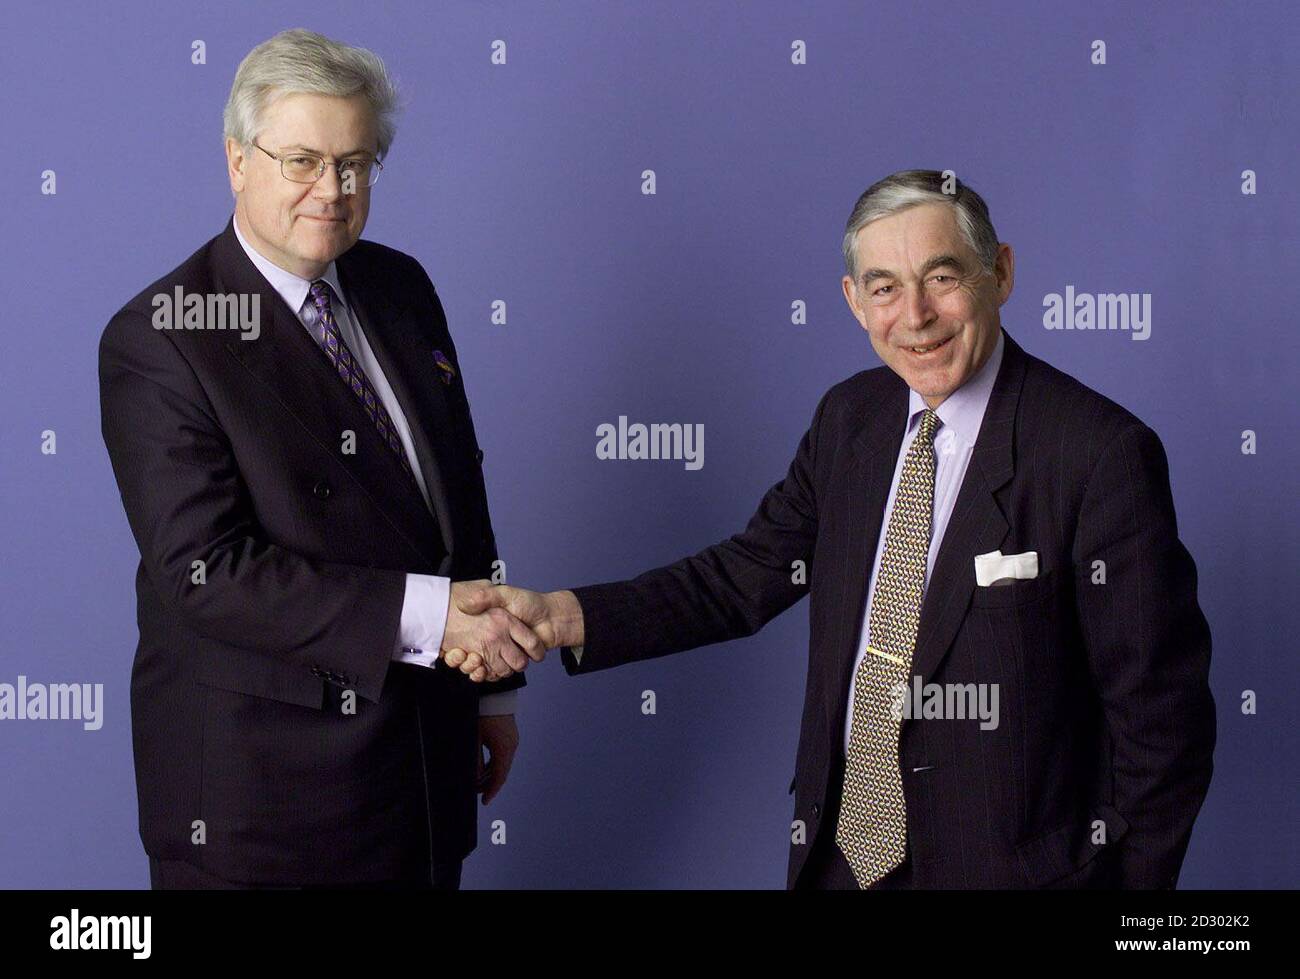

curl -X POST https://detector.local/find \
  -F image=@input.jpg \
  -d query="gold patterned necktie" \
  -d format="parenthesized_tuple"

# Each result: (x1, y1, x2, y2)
(836, 407, 941, 888)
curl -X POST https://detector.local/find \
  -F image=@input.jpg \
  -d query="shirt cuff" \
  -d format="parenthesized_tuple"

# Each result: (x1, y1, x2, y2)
(478, 690, 518, 716)
(569, 645, 584, 665)
(392, 573, 452, 669)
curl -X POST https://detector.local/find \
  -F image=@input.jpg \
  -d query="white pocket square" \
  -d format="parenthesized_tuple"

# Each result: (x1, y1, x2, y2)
(974, 549, 1038, 587)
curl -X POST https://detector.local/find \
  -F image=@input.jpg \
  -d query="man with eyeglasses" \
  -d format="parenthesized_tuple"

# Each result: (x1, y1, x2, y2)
(98, 29, 543, 890)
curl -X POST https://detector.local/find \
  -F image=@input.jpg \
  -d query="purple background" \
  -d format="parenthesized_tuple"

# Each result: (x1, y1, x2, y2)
(1, 1, 1296, 888)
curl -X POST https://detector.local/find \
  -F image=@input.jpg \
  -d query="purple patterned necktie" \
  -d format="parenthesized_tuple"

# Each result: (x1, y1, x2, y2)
(306, 279, 418, 487)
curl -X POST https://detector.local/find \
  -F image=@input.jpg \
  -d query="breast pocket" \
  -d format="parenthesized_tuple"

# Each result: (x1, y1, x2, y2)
(969, 567, 1058, 609)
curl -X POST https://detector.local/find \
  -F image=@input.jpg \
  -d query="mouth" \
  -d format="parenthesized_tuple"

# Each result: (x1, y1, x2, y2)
(903, 335, 954, 358)
(301, 215, 345, 224)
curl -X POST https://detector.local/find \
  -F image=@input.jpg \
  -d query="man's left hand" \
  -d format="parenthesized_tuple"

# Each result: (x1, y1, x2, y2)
(477, 714, 518, 805)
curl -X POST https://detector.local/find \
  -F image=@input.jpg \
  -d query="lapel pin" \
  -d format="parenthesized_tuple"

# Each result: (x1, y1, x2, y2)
(432, 349, 456, 385)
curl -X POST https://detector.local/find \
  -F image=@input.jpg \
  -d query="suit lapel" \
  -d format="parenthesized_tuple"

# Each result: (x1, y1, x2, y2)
(210, 219, 445, 567)
(336, 255, 461, 569)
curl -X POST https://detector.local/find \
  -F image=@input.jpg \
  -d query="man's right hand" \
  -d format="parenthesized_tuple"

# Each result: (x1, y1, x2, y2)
(443, 584, 585, 681)
(440, 580, 547, 678)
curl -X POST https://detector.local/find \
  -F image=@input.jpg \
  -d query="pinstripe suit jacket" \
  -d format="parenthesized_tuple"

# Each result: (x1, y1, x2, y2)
(562, 327, 1215, 889)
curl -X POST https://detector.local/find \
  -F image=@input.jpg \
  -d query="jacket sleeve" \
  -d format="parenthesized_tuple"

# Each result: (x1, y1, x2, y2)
(560, 390, 829, 675)
(1071, 422, 1216, 888)
(99, 307, 407, 704)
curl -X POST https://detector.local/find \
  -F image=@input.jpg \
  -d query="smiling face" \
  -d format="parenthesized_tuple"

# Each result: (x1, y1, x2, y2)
(841, 202, 1014, 409)
(226, 91, 377, 279)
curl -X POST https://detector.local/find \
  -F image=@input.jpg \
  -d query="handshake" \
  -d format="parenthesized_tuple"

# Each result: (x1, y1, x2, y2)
(438, 580, 586, 681)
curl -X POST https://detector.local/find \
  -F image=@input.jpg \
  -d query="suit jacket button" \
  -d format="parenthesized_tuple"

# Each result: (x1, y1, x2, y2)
(312, 481, 332, 500)
(812, 803, 821, 818)
(475, 449, 484, 464)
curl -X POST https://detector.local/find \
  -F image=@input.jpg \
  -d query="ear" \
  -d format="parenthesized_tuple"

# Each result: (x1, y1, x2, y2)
(994, 242, 1015, 306)
(842, 274, 869, 331)
(226, 138, 247, 195)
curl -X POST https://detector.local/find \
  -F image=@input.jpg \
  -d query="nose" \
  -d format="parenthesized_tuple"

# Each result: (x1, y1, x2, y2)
(311, 165, 345, 204)
(901, 281, 936, 335)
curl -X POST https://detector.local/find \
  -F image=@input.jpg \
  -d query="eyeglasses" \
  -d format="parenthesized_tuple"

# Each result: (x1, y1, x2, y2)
(253, 142, 384, 188)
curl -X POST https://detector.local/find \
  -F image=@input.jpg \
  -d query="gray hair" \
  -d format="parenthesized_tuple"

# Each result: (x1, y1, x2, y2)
(841, 169, 999, 280)
(223, 29, 401, 159)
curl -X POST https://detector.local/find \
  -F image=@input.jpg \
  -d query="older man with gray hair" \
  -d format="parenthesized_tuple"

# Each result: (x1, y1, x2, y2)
(99, 29, 543, 889)
(450, 169, 1217, 890)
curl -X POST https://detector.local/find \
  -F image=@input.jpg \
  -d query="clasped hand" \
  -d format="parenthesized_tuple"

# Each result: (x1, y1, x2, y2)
(441, 580, 582, 682)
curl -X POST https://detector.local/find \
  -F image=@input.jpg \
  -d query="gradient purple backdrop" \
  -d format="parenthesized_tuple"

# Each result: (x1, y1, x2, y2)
(2, 0, 1296, 888)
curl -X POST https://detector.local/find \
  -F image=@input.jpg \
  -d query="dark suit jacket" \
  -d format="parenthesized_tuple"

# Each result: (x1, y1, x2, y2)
(99, 217, 522, 885)
(562, 328, 1215, 889)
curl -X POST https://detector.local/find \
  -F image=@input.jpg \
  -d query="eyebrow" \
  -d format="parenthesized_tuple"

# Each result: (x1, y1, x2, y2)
(860, 254, 970, 284)
(280, 144, 375, 158)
